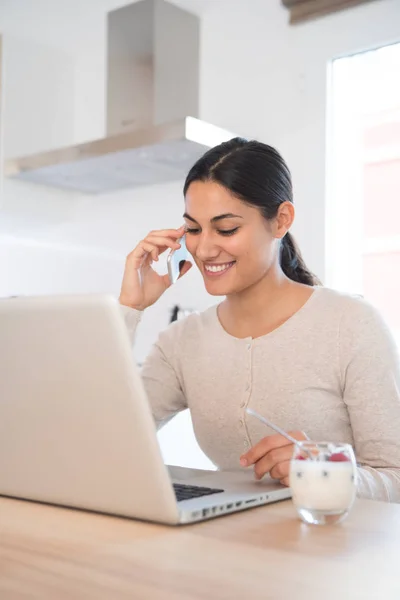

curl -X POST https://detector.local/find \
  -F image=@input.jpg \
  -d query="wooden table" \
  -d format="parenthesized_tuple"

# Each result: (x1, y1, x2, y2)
(0, 497, 399, 600)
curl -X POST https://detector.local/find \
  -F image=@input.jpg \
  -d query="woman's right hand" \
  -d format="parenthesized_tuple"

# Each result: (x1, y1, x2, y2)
(119, 226, 188, 311)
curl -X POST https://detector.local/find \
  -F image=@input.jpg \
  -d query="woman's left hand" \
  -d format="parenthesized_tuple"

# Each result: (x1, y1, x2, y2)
(240, 431, 308, 487)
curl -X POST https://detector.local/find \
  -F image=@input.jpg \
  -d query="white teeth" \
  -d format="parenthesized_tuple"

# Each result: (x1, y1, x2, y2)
(205, 263, 233, 273)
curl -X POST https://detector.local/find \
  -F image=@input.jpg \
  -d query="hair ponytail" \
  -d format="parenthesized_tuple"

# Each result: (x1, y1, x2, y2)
(280, 232, 320, 286)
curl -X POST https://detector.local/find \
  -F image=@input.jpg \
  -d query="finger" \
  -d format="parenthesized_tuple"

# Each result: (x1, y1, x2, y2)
(128, 240, 171, 266)
(254, 447, 293, 480)
(280, 476, 290, 487)
(148, 226, 185, 239)
(126, 243, 150, 268)
(138, 241, 159, 263)
(240, 430, 308, 467)
(269, 459, 291, 481)
(145, 235, 181, 250)
(240, 434, 292, 467)
(178, 260, 193, 279)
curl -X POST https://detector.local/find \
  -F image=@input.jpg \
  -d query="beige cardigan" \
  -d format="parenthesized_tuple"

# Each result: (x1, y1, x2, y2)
(122, 286, 400, 502)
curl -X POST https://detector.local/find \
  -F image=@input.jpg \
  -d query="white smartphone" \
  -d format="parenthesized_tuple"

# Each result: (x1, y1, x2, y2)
(167, 236, 192, 284)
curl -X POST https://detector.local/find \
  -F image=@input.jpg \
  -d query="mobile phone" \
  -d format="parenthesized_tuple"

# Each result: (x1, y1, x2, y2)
(167, 236, 192, 284)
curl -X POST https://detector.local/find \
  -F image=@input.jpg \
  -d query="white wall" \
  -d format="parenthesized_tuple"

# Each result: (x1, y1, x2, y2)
(0, 0, 399, 468)
(2, 35, 75, 157)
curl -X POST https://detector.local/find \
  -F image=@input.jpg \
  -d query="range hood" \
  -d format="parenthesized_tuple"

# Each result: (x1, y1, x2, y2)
(4, 0, 237, 194)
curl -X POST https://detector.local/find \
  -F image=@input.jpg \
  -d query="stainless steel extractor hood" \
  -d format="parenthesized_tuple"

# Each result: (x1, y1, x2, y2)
(4, 0, 237, 194)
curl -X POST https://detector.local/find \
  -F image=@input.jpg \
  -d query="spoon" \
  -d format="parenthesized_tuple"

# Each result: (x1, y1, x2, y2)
(246, 407, 314, 459)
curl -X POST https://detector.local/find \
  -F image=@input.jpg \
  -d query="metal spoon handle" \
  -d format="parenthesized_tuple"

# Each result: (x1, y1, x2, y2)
(246, 407, 303, 450)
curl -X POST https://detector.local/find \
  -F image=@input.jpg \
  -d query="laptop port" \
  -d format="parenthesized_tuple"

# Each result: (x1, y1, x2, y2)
(226, 503, 233, 509)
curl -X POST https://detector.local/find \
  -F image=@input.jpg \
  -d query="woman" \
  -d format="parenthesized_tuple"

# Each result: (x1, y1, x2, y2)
(119, 138, 400, 502)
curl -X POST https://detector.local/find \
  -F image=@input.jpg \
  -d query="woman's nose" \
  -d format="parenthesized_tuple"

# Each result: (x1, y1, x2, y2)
(192, 234, 219, 261)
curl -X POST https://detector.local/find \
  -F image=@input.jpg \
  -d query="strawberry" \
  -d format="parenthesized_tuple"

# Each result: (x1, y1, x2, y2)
(329, 452, 350, 462)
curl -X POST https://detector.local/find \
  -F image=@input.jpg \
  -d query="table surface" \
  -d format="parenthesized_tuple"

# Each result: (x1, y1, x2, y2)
(0, 496, 399, 600)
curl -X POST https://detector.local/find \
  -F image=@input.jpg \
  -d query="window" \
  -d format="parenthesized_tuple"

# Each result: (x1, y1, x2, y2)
(328, 43, 400, 347)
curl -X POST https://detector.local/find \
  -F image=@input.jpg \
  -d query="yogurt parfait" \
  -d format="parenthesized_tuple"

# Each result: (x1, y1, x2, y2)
(289, 442, 357, 525)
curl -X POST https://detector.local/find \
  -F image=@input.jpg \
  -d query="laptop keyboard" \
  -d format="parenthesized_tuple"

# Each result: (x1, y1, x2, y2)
(173, 483, 224, 502)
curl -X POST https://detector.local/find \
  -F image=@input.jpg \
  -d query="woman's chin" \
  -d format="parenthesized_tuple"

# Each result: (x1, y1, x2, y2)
(203, 279, 235, 296)
(201, 265, 241, 296)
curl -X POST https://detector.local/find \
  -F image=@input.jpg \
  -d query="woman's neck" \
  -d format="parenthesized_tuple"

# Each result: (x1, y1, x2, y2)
(218, 266, 313, 339)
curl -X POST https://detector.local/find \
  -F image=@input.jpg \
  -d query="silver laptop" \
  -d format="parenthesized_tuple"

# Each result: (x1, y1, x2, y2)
(0, 295, 291, 525)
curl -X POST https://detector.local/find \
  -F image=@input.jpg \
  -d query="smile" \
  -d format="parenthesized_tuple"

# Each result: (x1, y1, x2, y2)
(204, 261, 236, 276)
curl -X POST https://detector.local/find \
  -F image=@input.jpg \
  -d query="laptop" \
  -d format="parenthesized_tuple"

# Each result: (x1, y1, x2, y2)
(0, 294, 291, 525)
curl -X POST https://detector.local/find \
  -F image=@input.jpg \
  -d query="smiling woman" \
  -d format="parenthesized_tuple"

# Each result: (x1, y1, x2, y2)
(181, 138, 319, 302)
(119, 137, 400, 503)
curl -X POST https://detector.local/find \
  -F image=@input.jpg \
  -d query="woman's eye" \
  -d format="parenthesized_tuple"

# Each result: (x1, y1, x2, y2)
(218, 227, 239, 236)
(185, 226, 239, 236)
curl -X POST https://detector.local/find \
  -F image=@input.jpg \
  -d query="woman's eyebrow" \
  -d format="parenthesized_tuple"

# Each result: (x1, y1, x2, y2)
(183, 212, 243, 223)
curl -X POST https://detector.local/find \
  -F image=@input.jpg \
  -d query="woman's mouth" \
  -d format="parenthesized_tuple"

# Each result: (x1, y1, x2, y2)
(203, 261, 236, 277)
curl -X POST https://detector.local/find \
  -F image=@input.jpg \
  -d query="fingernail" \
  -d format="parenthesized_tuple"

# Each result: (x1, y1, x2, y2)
(240, 458, 247, 467)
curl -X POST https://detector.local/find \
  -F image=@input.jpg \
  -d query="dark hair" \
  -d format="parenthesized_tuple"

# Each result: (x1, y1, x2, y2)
(183, 138, 319, 286)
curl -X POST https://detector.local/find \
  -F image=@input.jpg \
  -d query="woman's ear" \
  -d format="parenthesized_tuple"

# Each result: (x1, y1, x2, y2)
(274, 202, 295, 239)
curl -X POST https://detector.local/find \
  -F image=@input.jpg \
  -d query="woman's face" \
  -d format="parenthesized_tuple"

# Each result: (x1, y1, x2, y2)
(184, 181, 281, 297)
